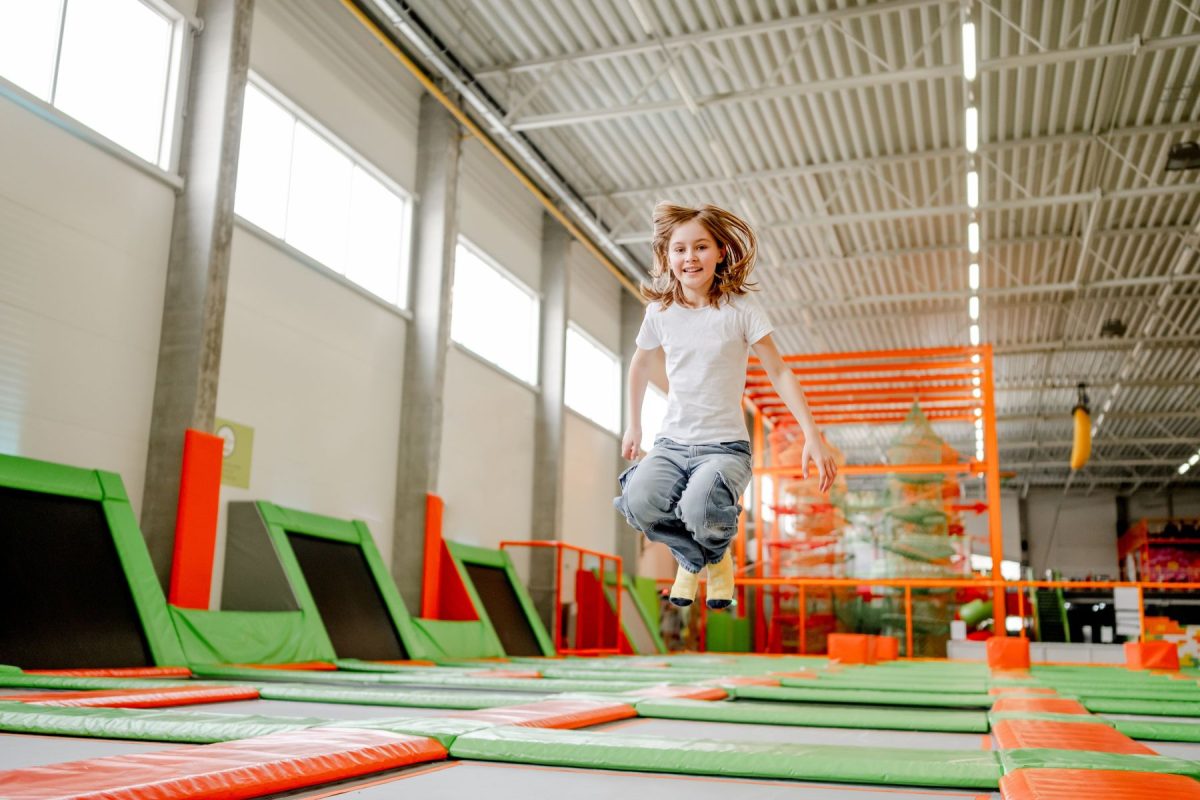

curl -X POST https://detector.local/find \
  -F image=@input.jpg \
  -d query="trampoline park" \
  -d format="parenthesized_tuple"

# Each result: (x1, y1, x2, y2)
(4, 0, 1200, 799)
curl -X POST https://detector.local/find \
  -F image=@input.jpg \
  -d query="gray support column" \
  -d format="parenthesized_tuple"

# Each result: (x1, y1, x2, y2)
(615, 290, 645, 577)
(140, 0, 254, 588)
(528, 214, 570, 632)
(392, 93, 461, 611)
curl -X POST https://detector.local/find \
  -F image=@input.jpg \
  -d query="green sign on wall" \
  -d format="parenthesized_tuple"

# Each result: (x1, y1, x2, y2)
(214, 418, 254, 489)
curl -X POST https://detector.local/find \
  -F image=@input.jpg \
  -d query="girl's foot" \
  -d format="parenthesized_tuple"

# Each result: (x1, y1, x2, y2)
(706, 551, 735, 609)
(669, 565, 699, 606)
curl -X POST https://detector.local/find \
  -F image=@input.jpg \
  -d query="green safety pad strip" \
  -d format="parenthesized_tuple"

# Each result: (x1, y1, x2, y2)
(375, 673, 654, 693)
(1082, 697, 1200, 716)
(332, 660, 465, 674)
(0, 675, 203, 691)
(258, 684, 549, 709)
(0, 702, 317, 743)
(733, 685, 993, 708)
(0, 666, 20, 674)
(1063, 687, 1200, 701)
(989, 711, 1111, 725)
(999, 748, 1200, 779)
(449, 726, 1001, 789)
(1109, 719, 1200, 742)
(787, 677, 989, 694)
(189, 665, 383, 684)
(636, 698, 989, 732)
(315, 717, 493, 748)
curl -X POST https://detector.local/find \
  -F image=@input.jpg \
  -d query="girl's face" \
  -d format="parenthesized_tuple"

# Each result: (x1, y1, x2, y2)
(667, 219, 723, 295)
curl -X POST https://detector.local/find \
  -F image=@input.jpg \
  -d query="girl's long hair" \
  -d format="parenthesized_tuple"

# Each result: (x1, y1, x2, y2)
(642, 202, 758, 309)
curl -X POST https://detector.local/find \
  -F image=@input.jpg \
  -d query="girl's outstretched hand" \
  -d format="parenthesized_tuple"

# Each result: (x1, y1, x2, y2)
(802, 436, 838, 494)
(621, 427, 643, 461)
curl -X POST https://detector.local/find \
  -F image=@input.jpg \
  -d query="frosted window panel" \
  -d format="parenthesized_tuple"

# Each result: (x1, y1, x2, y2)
(345, 166, 406, 306)
(639, 385, 668, 452)
(55, 0, 172, 163)
(565, 327, 620, 433)
(451, 245, 539, 384)
(285, 124, 353, 272)
(234, 84, 295, 237)
(0, 0, 63, 100)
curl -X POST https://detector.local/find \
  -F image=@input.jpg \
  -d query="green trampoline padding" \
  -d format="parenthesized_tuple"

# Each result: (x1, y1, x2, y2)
(449, 726, 1002, 789)
(314, 716, 492, 748)
(0, 702, 318, 743)
(1082, 697, 1200, 717)
(258, 684, 548, 709)
(0, 666, 21, 674)
(733, 685, 993, 708)
(1109, 719, 1200, 742)
(999, 748, 1200, 780)
(189, 665, 382, 684)
(788, 677, 988, 694)
(0, 675, 206, 691)
(636, 698, 989, 732)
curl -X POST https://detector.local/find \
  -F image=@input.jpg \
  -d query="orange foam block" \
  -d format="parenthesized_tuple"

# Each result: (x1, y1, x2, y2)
(1000, 769, 1200, 800)
(987, 636, 1030, 670)
(874, 635, 899, 662)
(992, 719, 1157, 754)
(1125, 640, 1180, 671)
(828, 633, 874, 665)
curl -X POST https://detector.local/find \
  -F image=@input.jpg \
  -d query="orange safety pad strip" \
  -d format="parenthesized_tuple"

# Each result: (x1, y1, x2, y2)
(24, 667, 193, 678)
(168, 428, 224, 609)
(991, 697, 1089, 715)
(1000, 769, 1200, 800)
(0, 727, 447, 800)
(625, 685, 728, 701)
(768, 670, 819, 680)
(233, 661, 339, 671)
(991, 720, 1158, 755)
(448, 699, 637, 729)
(3, 686, 260, 708)
(467, 670, 542, 679)
(989, 687, 1057, 695)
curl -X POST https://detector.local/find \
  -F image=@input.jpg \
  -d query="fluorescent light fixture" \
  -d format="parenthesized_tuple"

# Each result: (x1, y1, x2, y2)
(966, 170, 979, 208)
(1180, 462, 1191, 475)
(969, 262, 979, 290)
(973, 376, 981, 387)
(968, 221, 980, 253)
(973, 387, 982, 399)
(969, 295, 980, 320)
(1190, 453, 1200, 466)
(974, 407, 983, 417)
(1006, 615, 1023, 633)
(965, 106, 978, 152)
(962, 22, 977, 81)
(969, 324, 980, 345)
(971, 354, 981, 364)
(975, 418, 983, 429)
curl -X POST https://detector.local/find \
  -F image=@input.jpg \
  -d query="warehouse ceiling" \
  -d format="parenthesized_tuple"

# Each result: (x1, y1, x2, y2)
(357, 0, 1200, 494)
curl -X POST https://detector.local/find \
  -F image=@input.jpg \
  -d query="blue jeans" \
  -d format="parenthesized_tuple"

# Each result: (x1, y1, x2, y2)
(614, 438, 753, 573)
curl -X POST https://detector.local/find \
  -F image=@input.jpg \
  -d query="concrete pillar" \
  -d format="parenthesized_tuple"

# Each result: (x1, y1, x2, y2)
(528, 215, 570, 632)
(140, 0, 254, 588)
(391, 92, 461, 611)
(615, 290, 645, 577)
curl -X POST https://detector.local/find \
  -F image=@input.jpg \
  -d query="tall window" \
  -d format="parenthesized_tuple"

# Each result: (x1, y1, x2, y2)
(235, 79, 411, 308)
(450, 241, 540, 385)
(639, 384, 668, 452)
(565, 325, 620, 434)
(0, 0, 182, 166)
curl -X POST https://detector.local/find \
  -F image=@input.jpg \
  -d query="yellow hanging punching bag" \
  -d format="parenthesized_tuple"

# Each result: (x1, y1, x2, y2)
(1070, 383, 1091, 471)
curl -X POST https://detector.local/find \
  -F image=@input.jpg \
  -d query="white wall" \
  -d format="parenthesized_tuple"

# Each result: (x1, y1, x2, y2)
(0, 94, 173, 511)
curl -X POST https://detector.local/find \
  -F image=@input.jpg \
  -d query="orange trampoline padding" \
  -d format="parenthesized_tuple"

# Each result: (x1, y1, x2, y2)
(991, 720, 1158, 755)
(990, 687, 1057, 695)
(988, 637, 1031, 670)
(449, 699, 636, 729)
(991, 697, 1089, 715)
(625, 685, 728, 701)
(0, 727, 447, 800)
(4, 686, 259, 708)
(23, 667, 193, 679)
(1125, 641, 1181, 671)
(1000, 769, 1200, 800)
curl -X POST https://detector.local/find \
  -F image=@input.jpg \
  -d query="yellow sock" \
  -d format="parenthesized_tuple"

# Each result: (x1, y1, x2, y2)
(706, 551, 735, 609)
(669, 565, 699, 607)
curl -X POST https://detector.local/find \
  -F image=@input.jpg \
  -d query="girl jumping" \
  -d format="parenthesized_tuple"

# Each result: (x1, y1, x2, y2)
(615, 202, 837, 610)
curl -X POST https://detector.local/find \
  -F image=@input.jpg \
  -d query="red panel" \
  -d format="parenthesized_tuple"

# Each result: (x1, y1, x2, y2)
(168, 429, 225, 609)
(421, 494, 444, 618)
(574, 569, 626, 652)
(6, 686, 259, 709)
(626, 685, 728, 701)
(1125, 640, 1181, 671)
(991, 697, 1089, 715)
(988, 637, 1031, 670)
(24, 668, 192, 678)
(449, 699, 636, 729)
(992, 720, 1157, 754)
(1000, 769, 1200, 800)
(0, 728, 447, 800)
(437, 539, 479, 621)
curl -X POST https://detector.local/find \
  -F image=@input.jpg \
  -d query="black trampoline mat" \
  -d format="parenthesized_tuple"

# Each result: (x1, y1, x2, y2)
(464, 563, 542, 656)
(0, 486, 153, 668)
(286, 533, 407, 661)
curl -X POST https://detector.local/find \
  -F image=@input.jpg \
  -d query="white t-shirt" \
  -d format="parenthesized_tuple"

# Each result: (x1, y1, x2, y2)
(636, 293, 774, 445)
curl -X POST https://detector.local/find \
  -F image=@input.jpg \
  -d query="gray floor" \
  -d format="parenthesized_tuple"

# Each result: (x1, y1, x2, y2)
(0, 733, 175, 770)
(1102, 712, 1200, 723)
(591, 717, 988, 749)
(282, 761, 1002, 799)
(199, 698, 469, 719)
(1142, 740, 1200, 759)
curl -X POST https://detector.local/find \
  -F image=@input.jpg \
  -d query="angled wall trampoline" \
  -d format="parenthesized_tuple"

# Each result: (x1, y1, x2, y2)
(444, 541, 555, 658)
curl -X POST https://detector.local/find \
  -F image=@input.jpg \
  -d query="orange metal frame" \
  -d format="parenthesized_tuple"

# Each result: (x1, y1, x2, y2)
(741, 345, 1006, 652)
(498, 540, 622, 656)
